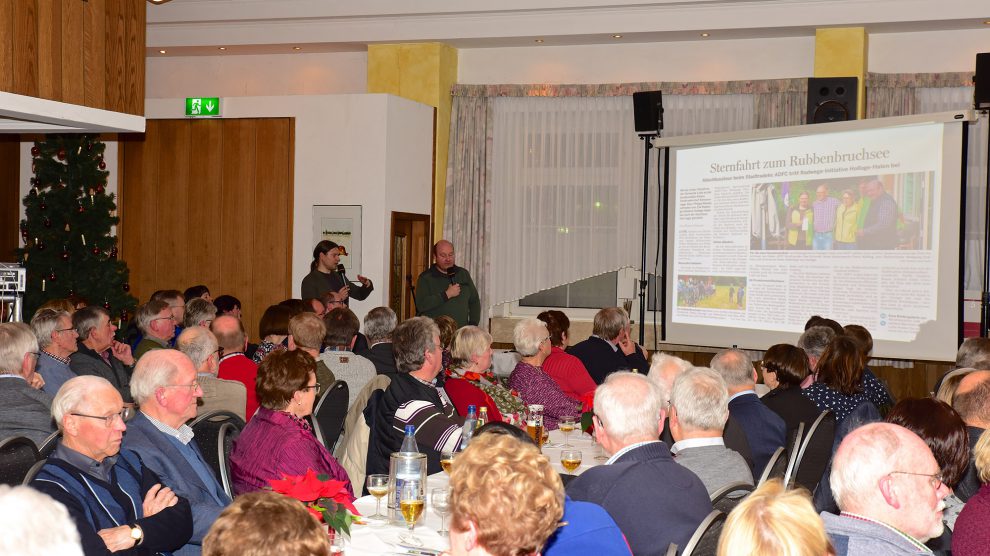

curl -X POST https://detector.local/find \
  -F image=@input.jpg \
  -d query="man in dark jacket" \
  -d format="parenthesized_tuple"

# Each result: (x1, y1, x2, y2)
(567, 307, 649, 384)
(414, 240, 480, 328)
(69, 306, 135, 403)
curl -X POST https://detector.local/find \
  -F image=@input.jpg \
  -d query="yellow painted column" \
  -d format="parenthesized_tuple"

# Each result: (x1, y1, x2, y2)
(368, 43, 458, 239)
(813, 27, 868, 119)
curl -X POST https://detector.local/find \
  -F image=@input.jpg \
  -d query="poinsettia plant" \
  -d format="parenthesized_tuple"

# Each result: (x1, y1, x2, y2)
(579, 391, 595, 434)
(269, 469, 360, 537)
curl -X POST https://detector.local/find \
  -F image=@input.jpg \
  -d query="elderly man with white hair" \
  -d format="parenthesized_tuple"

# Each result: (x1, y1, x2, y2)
(823, 422, 951, 555)
(566, 372, 711, 556)
(0, 485, 84, 556)
(31, 308, 79, 395)
(507, 318, 581, 431)
(176, 326, 246, 420)
(134, 300, 177, 361)
(30, 375, 192, 555)
(121, 350, 232, 556)
(0, 322, 55, 445)
(359, 306, 399, 376)
(668, 367, 753, 495)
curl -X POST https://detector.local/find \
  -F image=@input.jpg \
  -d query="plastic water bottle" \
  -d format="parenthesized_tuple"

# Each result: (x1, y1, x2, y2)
(390, 425, 425, 510)
(399, 424, 419, 453)
(459, 405, 478, 450)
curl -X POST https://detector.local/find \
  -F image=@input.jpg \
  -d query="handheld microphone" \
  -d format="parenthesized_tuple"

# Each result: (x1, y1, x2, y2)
(447, 268, 456, 285)
(336, 263, 351, 285)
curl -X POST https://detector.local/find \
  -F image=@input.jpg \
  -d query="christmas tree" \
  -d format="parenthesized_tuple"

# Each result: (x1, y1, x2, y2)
(17, 135, 137, 319)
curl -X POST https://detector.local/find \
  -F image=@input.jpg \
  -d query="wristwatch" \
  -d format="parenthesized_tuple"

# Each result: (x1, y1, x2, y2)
(129, 524, 144, 546)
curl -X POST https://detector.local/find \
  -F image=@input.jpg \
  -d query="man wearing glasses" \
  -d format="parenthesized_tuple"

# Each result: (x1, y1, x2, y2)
(31, 375, 193, 555)
(135, 300, 178, 361)
(30, 308, 79, 395)
(122, 350, 232, 556)
(824, 422, 951, 555)
(0, 322, 56, 446)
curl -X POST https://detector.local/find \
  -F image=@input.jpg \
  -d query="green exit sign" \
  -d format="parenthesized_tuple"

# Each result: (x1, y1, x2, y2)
(185, 97, 221, 117)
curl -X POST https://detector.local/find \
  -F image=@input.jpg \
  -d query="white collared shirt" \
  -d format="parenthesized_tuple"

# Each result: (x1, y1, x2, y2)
(670, 436, 725, 455)
(728, 389, 758, 403)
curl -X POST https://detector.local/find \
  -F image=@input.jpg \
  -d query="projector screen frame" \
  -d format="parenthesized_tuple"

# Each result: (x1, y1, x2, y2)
(653, 110, 978, 361)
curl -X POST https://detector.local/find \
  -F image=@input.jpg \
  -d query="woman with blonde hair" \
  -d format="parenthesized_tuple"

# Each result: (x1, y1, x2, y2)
(445, 325, 526, 422)
(718, 479, 833, 556)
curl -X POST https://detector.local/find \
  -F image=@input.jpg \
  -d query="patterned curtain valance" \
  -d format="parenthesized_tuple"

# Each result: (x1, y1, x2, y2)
(451, 78, 808, 98)
(865, 72, 974, 89)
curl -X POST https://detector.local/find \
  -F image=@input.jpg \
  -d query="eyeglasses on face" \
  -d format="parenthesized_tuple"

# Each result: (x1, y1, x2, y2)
(71, 407, 134, 427)
(55, 327, 76, 334)
(153, 315, 177, 323)
(162, 381, 201, 393)
(302, 382, 322, 395)
(888, 470, 944, 489)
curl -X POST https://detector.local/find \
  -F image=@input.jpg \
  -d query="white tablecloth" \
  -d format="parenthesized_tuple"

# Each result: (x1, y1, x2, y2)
(342, 429, 604, 555)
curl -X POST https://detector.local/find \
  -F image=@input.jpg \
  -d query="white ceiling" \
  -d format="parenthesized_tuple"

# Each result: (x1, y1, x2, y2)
(145, 0, 990, 56)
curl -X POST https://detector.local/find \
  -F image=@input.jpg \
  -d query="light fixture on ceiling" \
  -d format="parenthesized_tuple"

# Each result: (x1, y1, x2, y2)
(158, 49, 167, 54)
(293, 46, 302, 51)
(535, 39, 544, 43)
(218, 47, 227, 51)
(701, 32, 710, 37)
(147, 0, 173, 4)
(612, 34, 623, 39)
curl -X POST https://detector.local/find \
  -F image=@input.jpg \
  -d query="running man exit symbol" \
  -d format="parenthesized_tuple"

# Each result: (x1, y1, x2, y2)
(185, 97, 221, 117)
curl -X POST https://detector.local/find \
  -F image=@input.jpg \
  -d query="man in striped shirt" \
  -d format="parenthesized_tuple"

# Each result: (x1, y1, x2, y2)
(812, 184, 842, 250)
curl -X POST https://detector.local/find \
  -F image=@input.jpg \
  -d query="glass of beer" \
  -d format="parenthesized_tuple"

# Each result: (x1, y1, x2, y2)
(399, 482, 425, 532)
(440, 450, 456, 475)
(431, 487, 452, 536)
(365, 474, 389, 522)
(561, 449, 582, 474)
(526, 404, 545, 449)
(559, 415, 577, 448)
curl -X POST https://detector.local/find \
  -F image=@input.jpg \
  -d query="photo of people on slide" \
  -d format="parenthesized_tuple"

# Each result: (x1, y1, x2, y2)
(677, 275, 747, 310)
(750, 171, 935, 251)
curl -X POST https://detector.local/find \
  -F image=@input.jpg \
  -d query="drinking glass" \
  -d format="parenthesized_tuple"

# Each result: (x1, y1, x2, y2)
(526, 405, 545, 449)
(440, 450, 456, 475)
(365, 474, 389, 522)
(399, 482, 425, 532)
(329, 534, 345, 555)
(431, 487, 452, 536)
(592, 430, 608, 461)
(561, 449, 582, 474)
(559, 415, 577, 448)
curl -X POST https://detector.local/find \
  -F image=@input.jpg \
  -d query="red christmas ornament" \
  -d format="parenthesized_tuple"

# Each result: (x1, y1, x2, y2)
(61, 247, 70, 261)
(77, 203, 84, 213)
(48, 269, 57, 282)
(57, 149, 66, 161)
(39, 202, 47, 210)
(103, 300, 111, 310)
(122, 282, 130, 292)
(98, 160, 107, 170)
(30, 146, 39, 157)
(96, 184, 106, 194)
(91, 246, 101, 255)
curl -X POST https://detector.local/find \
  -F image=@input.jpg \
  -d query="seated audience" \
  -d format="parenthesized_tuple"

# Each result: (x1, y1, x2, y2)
(122, 350, 232, 556)
(434, 315, 458, 371)
(319, 307, 376, 408)
(202, 491, 328, 556)
(935, 368, 973, 406)
(759, 343, 834, 490)
(70, 306, 135, 403)
(359, 306, 399, 376)
(0, 322, 55, 445)
(447, 433, 565, 556)
(507, 318, 581, 430)
(568, 307, 649, 384)
(212, 295, 241, 319)
(134, 300, 177, 360)
(711, 348, 787, 477)
(646, 352, 693, 390)
(805, 315, 844, 335)
(31, 375, 193, 555)
(567, 372, 712, 556)
(37, 297, 78, 315)
(843, 324, 895, 411)
(182, 298, 217, 329)
(288, 312, 332, 391)
(176, 327, 246, 421)
(823, 423, 951, 555)
(718, 479, 833, 556)
(669, 367, 753, 495)
(229, 350, 352, 497)
(802, 336, 873, 423)
(211, 316, 259, 420)
(952, 429, 990, 556)
(537, 310, 597, 400)
(368, 317, 466, 476)
(0, 484, 84, 556)
(951, 371, 990, 501)
(797, 325, 835, 386)
(886, 397, 969, 551)
(934, 337, 990, 395)
(446, 326, 526, 422)
(251, 305, 292, 364)
(31, 308, 79, 395)
(183, 286, 212, 303)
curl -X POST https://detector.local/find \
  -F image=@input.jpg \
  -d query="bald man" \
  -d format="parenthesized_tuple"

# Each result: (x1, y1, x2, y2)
(414, 240, 480, 327)
(210, 316, 259, 421)
(952, 370, 990, 501)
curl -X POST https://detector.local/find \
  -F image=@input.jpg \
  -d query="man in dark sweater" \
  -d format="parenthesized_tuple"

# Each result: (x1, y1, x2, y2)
(567, 307, 649, 384)
(414, 240, 480, 328)
(358, 306, 399, 376)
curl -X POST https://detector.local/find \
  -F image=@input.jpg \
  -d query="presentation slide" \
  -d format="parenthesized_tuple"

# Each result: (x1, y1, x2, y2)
(664, 120, 965, 361)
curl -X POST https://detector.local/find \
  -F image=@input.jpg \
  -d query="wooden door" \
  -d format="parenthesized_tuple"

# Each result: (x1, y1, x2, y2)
(389, 212, 430, 320)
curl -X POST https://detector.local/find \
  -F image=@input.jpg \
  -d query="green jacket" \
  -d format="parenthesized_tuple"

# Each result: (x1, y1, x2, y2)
(415, 265, 480, 327)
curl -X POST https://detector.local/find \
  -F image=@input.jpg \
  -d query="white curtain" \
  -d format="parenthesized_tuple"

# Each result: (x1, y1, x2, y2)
(914, 87, 988, 293)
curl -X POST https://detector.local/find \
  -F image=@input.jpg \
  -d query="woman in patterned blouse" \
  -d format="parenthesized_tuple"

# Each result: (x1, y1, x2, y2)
(252, 305, 292, 364)
(801, 335, 873, 422)
(507, 318, 581, 430)
(445, 326, 526, 423)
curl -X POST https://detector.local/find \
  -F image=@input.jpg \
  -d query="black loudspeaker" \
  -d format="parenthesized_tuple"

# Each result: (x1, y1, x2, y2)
(976, 53, 990, 109)
(633, 91, 664, 135)
(807, 77, 858, 124)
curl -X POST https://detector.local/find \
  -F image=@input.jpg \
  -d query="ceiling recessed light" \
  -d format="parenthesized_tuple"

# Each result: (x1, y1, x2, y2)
(701, 32, 710, 37)
(158, 49, 166, 54)
(218, 47, 226, 51)
(612, 34, 623, 39)
(984, 20, 990, 24)
(293, 46, 302, 51)
(534, 39, 544, 43)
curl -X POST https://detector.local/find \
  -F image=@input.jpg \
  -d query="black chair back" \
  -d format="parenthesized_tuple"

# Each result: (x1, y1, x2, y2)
(783, 422, 805, 488)
(312, 380, 349, 451)
(793, 410, 835, 492)
(217, 422, 239, 498)
(191, 410, 246, 496)
(37, 430, 62, 458)
(709, 481, 754, 514)
(0, 437, 41, 486)
(22, 459, 48, 485)
(681, 509, 727, 556)
(757, 446, 788, 487)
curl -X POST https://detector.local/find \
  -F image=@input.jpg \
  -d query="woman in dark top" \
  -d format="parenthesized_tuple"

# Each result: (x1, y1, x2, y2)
(760, 344, 835, 491)
(801, 336, 872, 423)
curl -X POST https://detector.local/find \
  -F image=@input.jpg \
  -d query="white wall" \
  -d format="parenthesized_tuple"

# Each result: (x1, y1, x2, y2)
(143, 94, 433, 322)
(869, 29, 990, 74)
(146, 51, 368, 98)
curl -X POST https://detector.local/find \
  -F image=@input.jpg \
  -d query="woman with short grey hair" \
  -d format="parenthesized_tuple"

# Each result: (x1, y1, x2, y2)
(506, 318, 581, 430)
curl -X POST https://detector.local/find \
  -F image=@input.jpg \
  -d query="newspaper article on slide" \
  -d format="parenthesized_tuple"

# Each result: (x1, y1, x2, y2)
(671, 124, 942, 343)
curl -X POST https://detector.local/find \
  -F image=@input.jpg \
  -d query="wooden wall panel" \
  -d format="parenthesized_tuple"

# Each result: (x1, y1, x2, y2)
(252, 119, 293, 327)
(0, 0, 144, 116)
(156, 120, 191, 289)
(219, 119, 260, 338)
(185, 120, 224, 297)
(0, 136, 20, 263)
(119, 125, 161, 302)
